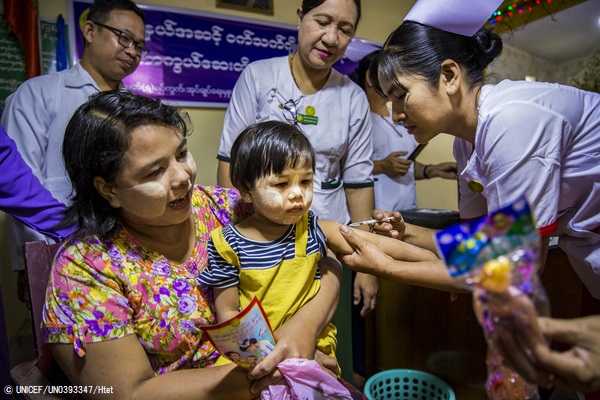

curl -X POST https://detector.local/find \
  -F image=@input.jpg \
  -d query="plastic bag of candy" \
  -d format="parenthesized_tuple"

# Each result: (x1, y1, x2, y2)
(261, 358, 352, 400)
(434, 197, 549, 400)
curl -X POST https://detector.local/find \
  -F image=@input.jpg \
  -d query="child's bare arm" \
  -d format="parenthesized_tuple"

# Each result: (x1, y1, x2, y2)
(214, 286, 242, 323)
(318, 219, 439, 261)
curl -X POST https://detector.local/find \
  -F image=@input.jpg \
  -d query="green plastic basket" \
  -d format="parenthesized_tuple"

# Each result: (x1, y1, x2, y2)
(364, 369, 456, 400)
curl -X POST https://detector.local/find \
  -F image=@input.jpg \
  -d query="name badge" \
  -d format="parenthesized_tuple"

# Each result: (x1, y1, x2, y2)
(297, 105, 318, 125)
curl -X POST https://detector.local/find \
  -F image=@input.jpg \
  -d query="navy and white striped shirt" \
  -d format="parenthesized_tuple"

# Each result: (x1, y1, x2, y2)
(199, 211, 327, 289)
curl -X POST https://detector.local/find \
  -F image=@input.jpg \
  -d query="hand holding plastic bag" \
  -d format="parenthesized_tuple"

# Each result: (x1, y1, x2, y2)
(261, 358, 352, 400)
(435, 198, 549, 400)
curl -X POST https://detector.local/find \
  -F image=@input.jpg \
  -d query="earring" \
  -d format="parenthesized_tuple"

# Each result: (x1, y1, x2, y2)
(448, 88, 455, 95)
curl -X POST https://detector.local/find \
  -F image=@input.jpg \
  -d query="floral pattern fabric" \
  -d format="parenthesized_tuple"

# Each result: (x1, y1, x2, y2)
(42, 185, 252, 375)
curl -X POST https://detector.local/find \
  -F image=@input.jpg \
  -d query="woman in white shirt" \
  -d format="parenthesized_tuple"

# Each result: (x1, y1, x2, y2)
(217, 0, 379, 315)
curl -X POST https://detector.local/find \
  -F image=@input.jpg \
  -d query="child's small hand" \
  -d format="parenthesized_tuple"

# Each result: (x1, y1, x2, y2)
(314, 350, 339, 378)
(249, 364, 285, 395)
(248, 315, 316, 391)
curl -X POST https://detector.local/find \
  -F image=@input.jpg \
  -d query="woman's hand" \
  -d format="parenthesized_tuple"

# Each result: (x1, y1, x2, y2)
(338, 225, 394, 274)
(419, 162, 457, 180)
(489, 290, 600, 393)
(497, 313, 600, 393)
(374, 151, 411, 177)
(532, 315, 600, 392)
(248, 320, 316, 394)
(249, 350, 341, 394)
(247, 317, 329, 395)
(430, 162, 458, 179)
(353, 272, 379, 317)
(371, 210, 405, 239)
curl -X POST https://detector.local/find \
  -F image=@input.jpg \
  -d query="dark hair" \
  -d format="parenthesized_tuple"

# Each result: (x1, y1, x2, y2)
(60, 90, 191, 238)
(370, 21, 503, 96)
(300, 0, 361, 28)
(238, 337, 257, 352)
(349, 49, 380, 90)
(87, 0, 145, 24)
(230, 121, 315, 194)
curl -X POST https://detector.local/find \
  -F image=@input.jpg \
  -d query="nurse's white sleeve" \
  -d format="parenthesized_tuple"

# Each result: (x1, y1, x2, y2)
(477, 101, 563, 232)
(340, 92, 373, 186)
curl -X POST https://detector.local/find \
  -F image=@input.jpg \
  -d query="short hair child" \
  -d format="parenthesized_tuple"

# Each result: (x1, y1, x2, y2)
(199, 120, 339, 365)
(199, 120, 439, 371)
(229, 120, 315, 194)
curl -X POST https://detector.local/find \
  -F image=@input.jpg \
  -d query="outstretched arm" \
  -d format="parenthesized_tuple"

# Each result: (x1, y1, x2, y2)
(318, 219, 439, 262)
(336, 225, 459, 292)
(414, 161, 457, 180)
(52, 336, 255, 400)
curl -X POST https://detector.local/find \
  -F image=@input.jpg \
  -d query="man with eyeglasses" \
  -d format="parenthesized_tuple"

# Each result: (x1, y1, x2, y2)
(1, 0, 146, 299)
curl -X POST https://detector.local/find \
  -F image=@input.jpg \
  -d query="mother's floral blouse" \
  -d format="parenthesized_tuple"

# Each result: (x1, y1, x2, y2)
(42, 185, 252, 374)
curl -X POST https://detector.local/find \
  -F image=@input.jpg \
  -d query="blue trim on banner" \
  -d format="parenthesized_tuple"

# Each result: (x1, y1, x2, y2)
(67, 0, 381, 108)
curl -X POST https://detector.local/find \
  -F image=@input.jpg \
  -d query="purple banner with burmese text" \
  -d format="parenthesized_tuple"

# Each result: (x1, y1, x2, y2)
(68, 0, 380, 108)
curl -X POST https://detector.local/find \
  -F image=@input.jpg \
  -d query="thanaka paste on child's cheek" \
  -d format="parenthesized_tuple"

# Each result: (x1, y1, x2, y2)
(306, 190, 313, 206)
(257, 188, 284, 209)
(114, 182, 169, 219)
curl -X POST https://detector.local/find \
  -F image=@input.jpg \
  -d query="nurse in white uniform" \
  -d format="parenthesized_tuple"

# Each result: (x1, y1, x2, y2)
(349, 50, 457, 213)
(338, 0, 600, 393)
(217, 0, 379, 315)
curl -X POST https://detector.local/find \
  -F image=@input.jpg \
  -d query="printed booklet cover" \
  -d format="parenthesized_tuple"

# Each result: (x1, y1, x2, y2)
(203, 296, 276, 370)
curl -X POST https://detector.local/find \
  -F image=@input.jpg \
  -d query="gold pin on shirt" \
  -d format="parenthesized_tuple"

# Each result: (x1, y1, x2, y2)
(468, 180, 484, 193)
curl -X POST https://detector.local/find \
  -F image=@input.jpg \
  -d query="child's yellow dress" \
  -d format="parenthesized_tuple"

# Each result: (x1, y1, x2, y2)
(204, 211, 337, 359)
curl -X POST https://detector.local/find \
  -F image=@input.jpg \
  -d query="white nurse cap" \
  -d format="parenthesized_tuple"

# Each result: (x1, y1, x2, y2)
(403, 0, 504, 36)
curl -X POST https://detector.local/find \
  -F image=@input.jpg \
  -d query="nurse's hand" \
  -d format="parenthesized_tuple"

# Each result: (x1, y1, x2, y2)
(427, 162, 458, 180)
(339, 225, 393, 275)
(378, 151, 411, 177)
(371, 210, 405, 240)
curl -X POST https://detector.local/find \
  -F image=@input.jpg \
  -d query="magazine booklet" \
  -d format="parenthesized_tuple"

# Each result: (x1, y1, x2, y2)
(203, 296, 276, 370)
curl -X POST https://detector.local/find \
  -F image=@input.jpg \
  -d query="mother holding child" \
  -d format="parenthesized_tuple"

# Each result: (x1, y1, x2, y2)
(42, 90, 448, 399)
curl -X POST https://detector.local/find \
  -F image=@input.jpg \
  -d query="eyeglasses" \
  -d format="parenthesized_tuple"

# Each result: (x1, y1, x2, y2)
(92, 21, 150, 58)
(279, 99, 300, 125)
